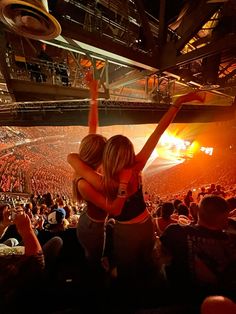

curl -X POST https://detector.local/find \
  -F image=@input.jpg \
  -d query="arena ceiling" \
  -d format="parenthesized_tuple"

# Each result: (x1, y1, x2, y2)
(0, 0, 235, 126)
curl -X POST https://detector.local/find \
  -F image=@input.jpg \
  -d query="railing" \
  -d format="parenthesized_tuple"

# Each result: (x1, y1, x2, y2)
(8, 54, 74, 87)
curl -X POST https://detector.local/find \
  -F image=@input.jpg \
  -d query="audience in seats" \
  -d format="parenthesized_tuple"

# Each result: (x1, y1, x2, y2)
(176, 202, 192, 225)
(172, 198, 182, 216)
(208, 183, 216, 194)
(2, 82, 236, 312)
(197, 186, 207, 202)
(213, 184, 226, 198)
(143, 152, 236, 199)
(160, 195, 236, 304)
(153, 201, 176, 237)
(184, 189, 194, 208)
(64, 204, 80, 228)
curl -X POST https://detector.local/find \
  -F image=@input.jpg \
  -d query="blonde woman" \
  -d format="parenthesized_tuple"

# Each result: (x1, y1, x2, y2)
(72, 71, 132, 267)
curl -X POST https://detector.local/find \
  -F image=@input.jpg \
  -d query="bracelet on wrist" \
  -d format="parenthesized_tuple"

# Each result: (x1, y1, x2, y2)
(117, 188, 128, 198)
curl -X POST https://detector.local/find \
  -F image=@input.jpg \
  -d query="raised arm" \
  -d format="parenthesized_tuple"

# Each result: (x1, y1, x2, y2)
(135, 91, 206, 170)
(86, 71, 99, 134)
(0, 205, 11, 239)
(14, 210, 43, 256)
(68, 72, 100, 190)
(77, 180, 124, 216)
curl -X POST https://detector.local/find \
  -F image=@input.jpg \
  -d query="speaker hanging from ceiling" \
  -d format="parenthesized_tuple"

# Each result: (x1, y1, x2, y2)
(0, 0, 61, 40)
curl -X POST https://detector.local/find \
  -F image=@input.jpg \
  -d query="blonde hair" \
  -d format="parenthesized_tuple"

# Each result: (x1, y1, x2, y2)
(79, 134, 107, 170)
(102, 135, 135, 200)
(73, 134, 107, 202)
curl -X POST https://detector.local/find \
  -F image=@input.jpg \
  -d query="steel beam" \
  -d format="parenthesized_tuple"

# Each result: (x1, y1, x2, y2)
(0, 100, 235, 126)
(160, 34, 236, 71)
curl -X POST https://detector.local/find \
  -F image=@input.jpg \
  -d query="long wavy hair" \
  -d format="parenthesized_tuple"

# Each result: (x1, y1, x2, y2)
(73, 133, 107, 202)
(79, 134, 107, 169)
(102, 135, 135, 200)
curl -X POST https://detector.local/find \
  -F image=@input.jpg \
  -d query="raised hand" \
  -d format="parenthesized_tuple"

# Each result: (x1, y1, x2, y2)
(175, 91, 206, 106)
(2, 205, 12, 227)
(13, 209, 32, 236)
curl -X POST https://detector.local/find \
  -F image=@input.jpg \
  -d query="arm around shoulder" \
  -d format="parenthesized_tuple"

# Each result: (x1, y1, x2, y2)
(67, 153, 103, 192)
(77, 179, 127, 216)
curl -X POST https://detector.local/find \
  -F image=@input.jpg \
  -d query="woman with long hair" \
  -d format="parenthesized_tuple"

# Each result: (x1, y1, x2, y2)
(72, 71, 131, 268)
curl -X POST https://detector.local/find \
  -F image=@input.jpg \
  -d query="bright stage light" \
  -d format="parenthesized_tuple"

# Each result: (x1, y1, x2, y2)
(200, 146, 213, 156)
(137, 127, 215, 177)
(157, 131, 194, 160)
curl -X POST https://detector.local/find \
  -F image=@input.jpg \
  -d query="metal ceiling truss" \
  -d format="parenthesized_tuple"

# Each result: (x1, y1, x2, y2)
(0, 0, 235, 126)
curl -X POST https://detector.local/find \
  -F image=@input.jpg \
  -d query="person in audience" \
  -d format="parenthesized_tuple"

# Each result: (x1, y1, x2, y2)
(213, 184, 226, 198)
(189, 201, 199, 225)
(0, 207, 45, 312)
(37, 206, 69, 247)
(70, 71, 132, 271)
(70, 70, 106, 263)
(172, 198, 183, 219)
(64, 204, 80, 228)
(153, 201, 176, 237)
(208, 183, 216, 194)
(45, 206, 69, 232)
(1, 203, 62, 265)
(201, 295, 236, 314)
(72, 133, 132, 269)
(197, 186, 207, 202)
(0, 204, 19, 246)
(184, 189, 194, 208)
(43, 192, 54, 208)
(68, 92, 206, 291)
(160, 194, 236, 304)
(176, 202, 191, 225)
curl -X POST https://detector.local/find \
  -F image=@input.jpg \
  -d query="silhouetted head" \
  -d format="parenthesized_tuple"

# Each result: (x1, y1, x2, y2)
(173, 198, 182, 210)
(177, 203, 189, 216)
(227, 197, 236, 211)
(161, 202, 175, 220)
(198, 195, 230, 230)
